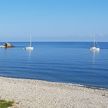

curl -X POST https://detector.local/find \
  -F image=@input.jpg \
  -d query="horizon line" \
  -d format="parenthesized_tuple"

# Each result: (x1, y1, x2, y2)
(0, 41, 108, 43)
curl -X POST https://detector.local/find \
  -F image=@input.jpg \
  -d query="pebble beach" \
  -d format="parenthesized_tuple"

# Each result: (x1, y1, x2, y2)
(0, 77, 108, 108)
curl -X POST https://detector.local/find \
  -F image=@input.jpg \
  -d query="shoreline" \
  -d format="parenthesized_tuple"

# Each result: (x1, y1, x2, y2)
(1, 75, 108, 90)
(0, 76, 108, 108)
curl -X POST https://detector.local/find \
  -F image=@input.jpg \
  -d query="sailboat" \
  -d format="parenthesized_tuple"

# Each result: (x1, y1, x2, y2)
(25, 35, 34, 51)
(90, 36, 100, 52)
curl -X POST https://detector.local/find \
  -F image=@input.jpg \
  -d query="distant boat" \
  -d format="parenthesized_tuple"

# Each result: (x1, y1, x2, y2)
(90, 36, 100, 52)
(25, 35, 34, 51)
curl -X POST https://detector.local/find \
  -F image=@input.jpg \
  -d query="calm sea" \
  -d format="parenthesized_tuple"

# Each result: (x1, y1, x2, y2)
(0, 42, 108, 88)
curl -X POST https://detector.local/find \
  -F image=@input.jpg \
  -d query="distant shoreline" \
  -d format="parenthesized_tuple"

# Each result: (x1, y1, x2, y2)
(0, 41, 108, 43)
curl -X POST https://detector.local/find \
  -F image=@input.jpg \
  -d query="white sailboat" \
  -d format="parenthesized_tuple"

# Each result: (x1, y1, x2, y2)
(25, 35, 34, 51)
(90, 36, 100, 52)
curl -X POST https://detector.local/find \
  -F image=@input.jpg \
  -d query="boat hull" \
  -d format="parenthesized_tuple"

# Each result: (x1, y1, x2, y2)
(25, 47, 34, 51)
(90, 47, 100, 52)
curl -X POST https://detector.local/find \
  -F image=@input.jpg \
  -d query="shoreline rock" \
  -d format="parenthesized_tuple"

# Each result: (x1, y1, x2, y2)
(0, 42, 14, 48)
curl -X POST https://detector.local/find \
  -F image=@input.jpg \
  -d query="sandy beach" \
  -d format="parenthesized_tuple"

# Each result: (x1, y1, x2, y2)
(0, 77, 108, 108)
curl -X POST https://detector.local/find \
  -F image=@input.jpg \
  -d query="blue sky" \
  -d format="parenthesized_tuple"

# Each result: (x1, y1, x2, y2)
(0, 0, 108, 42)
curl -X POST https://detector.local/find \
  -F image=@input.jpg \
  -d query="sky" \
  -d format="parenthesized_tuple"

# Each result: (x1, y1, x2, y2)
(0, 0, 108, 42)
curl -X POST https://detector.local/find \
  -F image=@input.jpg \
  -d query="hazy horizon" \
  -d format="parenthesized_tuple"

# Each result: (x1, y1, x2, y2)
(0, 40, 108, 42)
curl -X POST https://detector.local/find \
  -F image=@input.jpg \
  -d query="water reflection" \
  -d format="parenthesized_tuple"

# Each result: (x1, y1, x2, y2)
(26, 49, 33, 57)
(91, 50, 100, 64)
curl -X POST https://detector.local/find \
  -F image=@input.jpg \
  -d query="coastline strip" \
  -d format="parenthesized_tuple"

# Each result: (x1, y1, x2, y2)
(0, 77, 108, 108)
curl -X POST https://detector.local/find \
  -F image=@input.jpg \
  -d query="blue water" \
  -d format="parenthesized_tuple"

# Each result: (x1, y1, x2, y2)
(0, 42, 108, 88)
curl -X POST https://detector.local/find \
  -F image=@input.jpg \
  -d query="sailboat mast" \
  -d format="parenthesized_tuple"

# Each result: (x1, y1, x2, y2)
(93, 35, 96, 47)
(30, 34, 31, 47)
